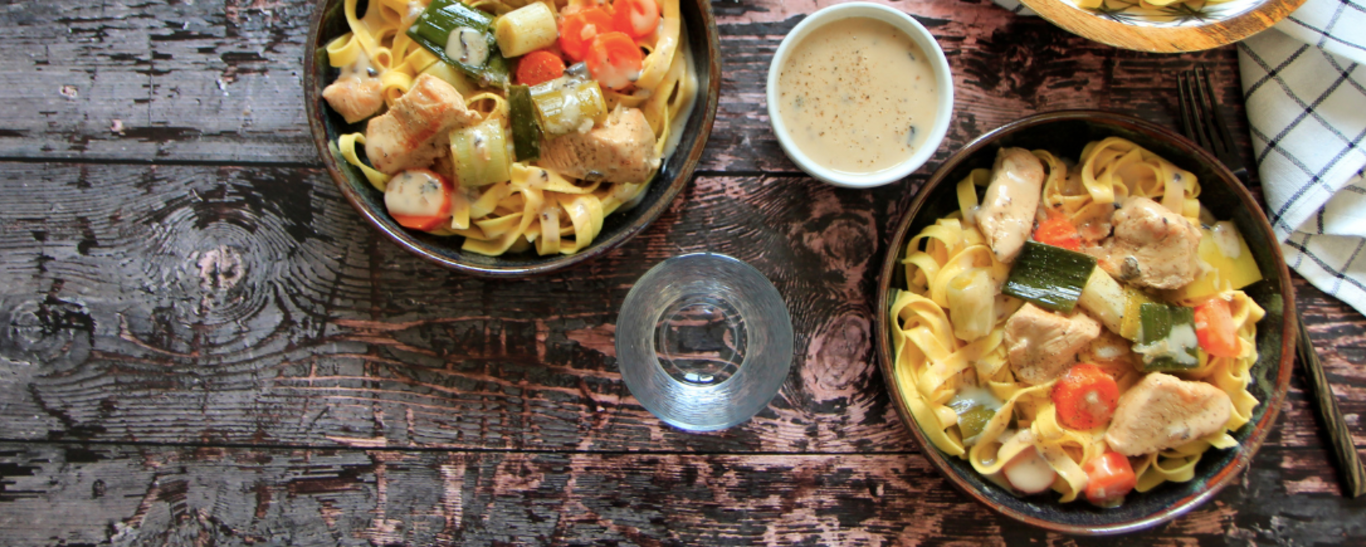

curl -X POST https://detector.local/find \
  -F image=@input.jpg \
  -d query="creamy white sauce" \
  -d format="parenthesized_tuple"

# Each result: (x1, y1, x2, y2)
(950, 385, 1003, 412)
(776, 16, 940, 174)
(1093, 339, 1126, 360)
(446, 27, 490, 66)
(1134, 322, 1200, 367)
(338, 53, 377, 83)
(406, 1, 426, 26)
(1002, 445, 1055, 494)
(1211, 221, 1241, 259)
(385, 170, 448, 217)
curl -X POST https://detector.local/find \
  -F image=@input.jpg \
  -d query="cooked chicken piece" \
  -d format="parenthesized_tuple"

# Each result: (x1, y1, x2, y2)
(1104, 372, 1232, 456)
(1005, 303, 1102, 385)
(322, 59, 385, 124)
(1084, 197, 1201, 290)
(537, 106, 660, 184)
(364, 73, 480, 174)
(978, 148, 1046, 263)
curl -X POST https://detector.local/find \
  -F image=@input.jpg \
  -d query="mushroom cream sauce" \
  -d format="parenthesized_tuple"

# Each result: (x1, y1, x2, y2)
(776, 16, 939, 174)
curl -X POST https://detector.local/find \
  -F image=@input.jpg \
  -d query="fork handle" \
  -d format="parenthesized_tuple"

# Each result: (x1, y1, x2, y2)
(1298, 313, 1366, 497)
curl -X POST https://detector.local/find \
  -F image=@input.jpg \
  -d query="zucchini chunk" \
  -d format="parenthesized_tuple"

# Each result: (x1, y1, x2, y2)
(530, 75, 608, 136)
(1133, 302, 1200, 372)
(407, 0, 509, 88)
(1003, 241, 1098, 313)
(508, 84, 542, 162)
(449, 117, 512, 187)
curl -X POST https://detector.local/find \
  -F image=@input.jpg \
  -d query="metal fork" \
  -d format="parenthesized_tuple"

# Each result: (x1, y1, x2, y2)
(1178, 67, 1249, 183)
(1177, 67, 1366, 498)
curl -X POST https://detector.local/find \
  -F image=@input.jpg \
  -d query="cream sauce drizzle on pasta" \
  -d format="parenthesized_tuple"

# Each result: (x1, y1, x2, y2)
(892, 138, 1263, 502)
(327, 0, 698, 256)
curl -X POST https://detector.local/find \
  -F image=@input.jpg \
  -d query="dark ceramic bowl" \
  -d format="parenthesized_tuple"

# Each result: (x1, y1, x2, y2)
(304, 0, 720, 277)
(874, 111, 1295, 535)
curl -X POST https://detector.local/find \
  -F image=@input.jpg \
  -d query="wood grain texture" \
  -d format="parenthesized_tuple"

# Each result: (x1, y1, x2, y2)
(2, 161, 1359, 455)
(0, 0, 1249, 172)
(0, 0, 1363, 543)
(0, 162, 917, 452)
(2, 442, 1363, 546)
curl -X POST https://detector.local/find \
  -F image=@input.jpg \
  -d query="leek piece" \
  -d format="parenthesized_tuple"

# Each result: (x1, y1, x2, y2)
(530, 75, 607, 136)
(407, 0, 509, 88)
(957, 406, 994, 441)
(1079, 267, 1125, 336)
(449, 118, 512, 187)
(1133, 302, 1200, 372)
(508, 84, 542, 162)
(1079, 266, 1159, 341)
(1002, 241, 1098, 313)
(947, 396, 996, 445)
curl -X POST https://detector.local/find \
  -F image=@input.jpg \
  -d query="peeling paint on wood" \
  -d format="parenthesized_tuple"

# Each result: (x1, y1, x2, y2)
(0, 0, 1363, 544)
(1, 443, 1362, 546)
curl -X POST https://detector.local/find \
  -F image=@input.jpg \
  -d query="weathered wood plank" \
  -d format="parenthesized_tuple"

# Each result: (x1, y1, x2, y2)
(0, 161, 914, 451)
(0, 0, 1251, 177)
(0, 442, 1362, 546)
(0, 1, 317, 163)
(2, 0, 1361, 542)
(2, 161, 1361, 458)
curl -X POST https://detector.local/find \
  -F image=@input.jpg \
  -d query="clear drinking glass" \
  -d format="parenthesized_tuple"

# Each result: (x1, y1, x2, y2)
(615, 253, 794, 432)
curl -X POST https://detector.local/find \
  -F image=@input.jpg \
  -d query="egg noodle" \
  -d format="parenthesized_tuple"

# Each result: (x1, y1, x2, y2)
(891, 137, 1264, 502)
(326, 0, 697, 256)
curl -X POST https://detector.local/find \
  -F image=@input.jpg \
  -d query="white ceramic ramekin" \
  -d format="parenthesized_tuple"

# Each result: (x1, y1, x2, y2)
(766, 3, 954, 189)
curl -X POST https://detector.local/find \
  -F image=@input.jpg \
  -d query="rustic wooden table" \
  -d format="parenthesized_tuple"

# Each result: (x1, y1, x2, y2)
(1, 0, 1363, 545)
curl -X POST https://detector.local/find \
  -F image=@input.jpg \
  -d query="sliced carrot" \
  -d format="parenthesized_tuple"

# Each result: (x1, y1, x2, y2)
(1082, 451, 1136, 507)
(1033, 211, 1081, 251)
(391, 212, 447, 232)
(516, 50, 566, 86)
(1194, 297, 1239, 358)
(559, 7, 615, 62)
(584, 31, 643, 90)
(612, 0, 660, 39)
(1051, 363, 1119, 430)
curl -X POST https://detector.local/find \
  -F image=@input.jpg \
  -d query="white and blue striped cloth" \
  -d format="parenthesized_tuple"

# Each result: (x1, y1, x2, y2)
(990, 0, 1366, 315)
(1239, 0, 1366, 315)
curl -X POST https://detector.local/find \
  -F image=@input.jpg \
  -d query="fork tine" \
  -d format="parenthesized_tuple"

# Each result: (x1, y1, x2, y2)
(1177, 72, 1200, 144)
(1198, 67, 1243, 168)
(1192, 68, 1224, 154)
(1178, 72, 1213, 151)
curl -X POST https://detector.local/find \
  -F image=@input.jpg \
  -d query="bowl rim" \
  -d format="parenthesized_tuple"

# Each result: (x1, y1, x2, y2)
(764, 2, 954, 189)
(304, 0, 722, 278)
(873, 110, 1297, 535)
(1019, 0, 1307, 53)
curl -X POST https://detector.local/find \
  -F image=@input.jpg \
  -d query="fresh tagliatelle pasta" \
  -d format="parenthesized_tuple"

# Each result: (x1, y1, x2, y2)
(892, 137, 1265, 507)
(322, 0, 698, 256)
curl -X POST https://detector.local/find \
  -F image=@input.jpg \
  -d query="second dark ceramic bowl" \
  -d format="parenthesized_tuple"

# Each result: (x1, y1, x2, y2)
(874, 111, 1295, 535)
(304, 0, 721, 277)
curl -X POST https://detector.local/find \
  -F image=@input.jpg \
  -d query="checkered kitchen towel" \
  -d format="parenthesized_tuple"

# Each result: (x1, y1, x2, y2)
(1239, 0, 1366, 315)
(990, 0, 1366, 315)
